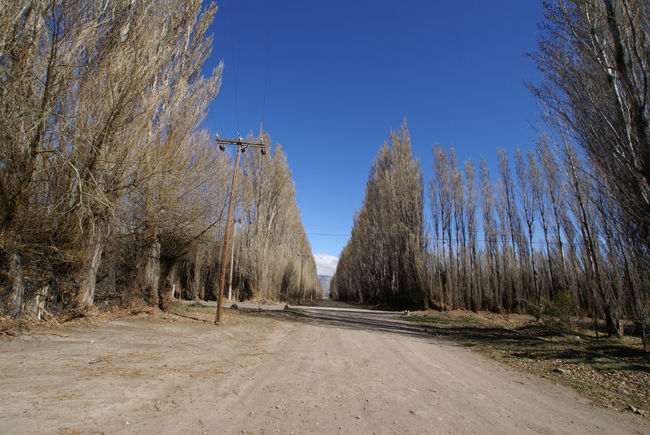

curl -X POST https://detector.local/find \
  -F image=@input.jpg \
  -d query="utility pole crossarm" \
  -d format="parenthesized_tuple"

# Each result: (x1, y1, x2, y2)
(215, 137, 268, 152)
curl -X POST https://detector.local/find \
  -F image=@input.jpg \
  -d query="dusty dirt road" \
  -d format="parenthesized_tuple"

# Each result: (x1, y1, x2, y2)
(1, 300, 648, 434)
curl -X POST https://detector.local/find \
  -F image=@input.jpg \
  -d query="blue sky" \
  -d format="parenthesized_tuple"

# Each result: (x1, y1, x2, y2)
(202, 1, 545, 268)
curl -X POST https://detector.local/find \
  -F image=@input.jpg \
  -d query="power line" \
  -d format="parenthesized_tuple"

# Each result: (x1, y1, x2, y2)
(306, 232, 350, 237)
(261, 0, 273, 130)
(305, 231, 574, 246)
(228, 0, 240, 133)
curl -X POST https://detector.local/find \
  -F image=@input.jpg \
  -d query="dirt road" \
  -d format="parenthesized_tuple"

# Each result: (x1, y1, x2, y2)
(1, 300, 648, 434)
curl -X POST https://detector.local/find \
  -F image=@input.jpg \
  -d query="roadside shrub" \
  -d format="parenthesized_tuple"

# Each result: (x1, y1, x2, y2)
(542, 290, 574, 326)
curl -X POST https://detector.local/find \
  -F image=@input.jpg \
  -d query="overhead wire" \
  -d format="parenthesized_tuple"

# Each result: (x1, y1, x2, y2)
(261, 0, 273, 131)
(226, 0, 273, 135)
(228, 0, 240, 133)
(304, 232, 574, 246)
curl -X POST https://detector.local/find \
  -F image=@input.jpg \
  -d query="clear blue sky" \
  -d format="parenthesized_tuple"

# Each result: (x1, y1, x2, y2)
(202, 0, 545, 260)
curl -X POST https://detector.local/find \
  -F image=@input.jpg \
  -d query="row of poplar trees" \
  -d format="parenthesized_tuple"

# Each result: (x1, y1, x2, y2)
(331, 0, 649, 346)
(0, 1, 320, 319)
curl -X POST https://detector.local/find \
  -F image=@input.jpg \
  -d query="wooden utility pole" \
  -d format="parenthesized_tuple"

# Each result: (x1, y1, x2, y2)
(215, 136, 267, 325)
(227, 220, 238, 301)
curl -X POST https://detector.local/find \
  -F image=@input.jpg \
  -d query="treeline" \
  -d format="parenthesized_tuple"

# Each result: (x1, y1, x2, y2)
(232, 139, 321, 303)
(0, 1, 319, 319)
(332, 0, 649, 345)
(331, 124, 648, 343)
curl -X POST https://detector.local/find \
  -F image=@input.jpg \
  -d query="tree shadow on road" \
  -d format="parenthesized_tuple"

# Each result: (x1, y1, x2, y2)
(405, 314, 650, 373)
(237, 306, 448, 343)
(238, 306, 649, 373)
(238, 305, 650, 416)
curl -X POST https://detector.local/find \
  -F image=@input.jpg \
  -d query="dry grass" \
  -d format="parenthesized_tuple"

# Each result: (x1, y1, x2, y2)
(404, 310, 650, 418)
(162, 300, 258, 326)
(0, 298, 248, 337)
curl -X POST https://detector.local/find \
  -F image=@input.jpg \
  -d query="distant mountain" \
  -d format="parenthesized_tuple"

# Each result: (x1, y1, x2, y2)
(318, 275, 332, 296)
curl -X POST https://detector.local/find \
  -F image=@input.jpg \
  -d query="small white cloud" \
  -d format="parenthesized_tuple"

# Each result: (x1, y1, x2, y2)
(314, 254, 339, 276)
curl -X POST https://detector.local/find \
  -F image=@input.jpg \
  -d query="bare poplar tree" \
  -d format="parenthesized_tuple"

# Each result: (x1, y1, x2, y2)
(431, 145, 454, 308)
(450, 149, 468, 308)
(497, 149, 525, 311)
(479, 158, 500, 311)
(515, 147, 540, 310)
(559, 130, 623, 336)
(332, 123, 429, 308)
(464, 160, 480, 309)
(528, 146, 555, 301)
(536, 135, 571, 295)
(532, 0, 650, 270)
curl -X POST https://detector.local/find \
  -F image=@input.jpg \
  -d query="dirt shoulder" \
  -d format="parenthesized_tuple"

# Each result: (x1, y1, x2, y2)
(0, 303, 292, 434)
(404, 310, 650, 419)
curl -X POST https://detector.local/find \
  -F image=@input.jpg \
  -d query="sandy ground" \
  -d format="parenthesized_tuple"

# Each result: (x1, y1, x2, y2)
(0, 300, 648, 434)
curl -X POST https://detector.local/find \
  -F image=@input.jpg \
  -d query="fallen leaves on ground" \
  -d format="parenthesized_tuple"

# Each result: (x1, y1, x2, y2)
(405, 310, 649, 419)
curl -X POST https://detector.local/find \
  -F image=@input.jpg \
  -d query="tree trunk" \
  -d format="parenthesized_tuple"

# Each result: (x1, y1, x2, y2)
(8, 252, 24, 318)
(23, 285, 49, 319)
(191, 248, 202, 301)
(142, 237, 161, 306)
(77, 220, 107, 311)
(603, 304, 623, 338)
(166, 261, 180, 300)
